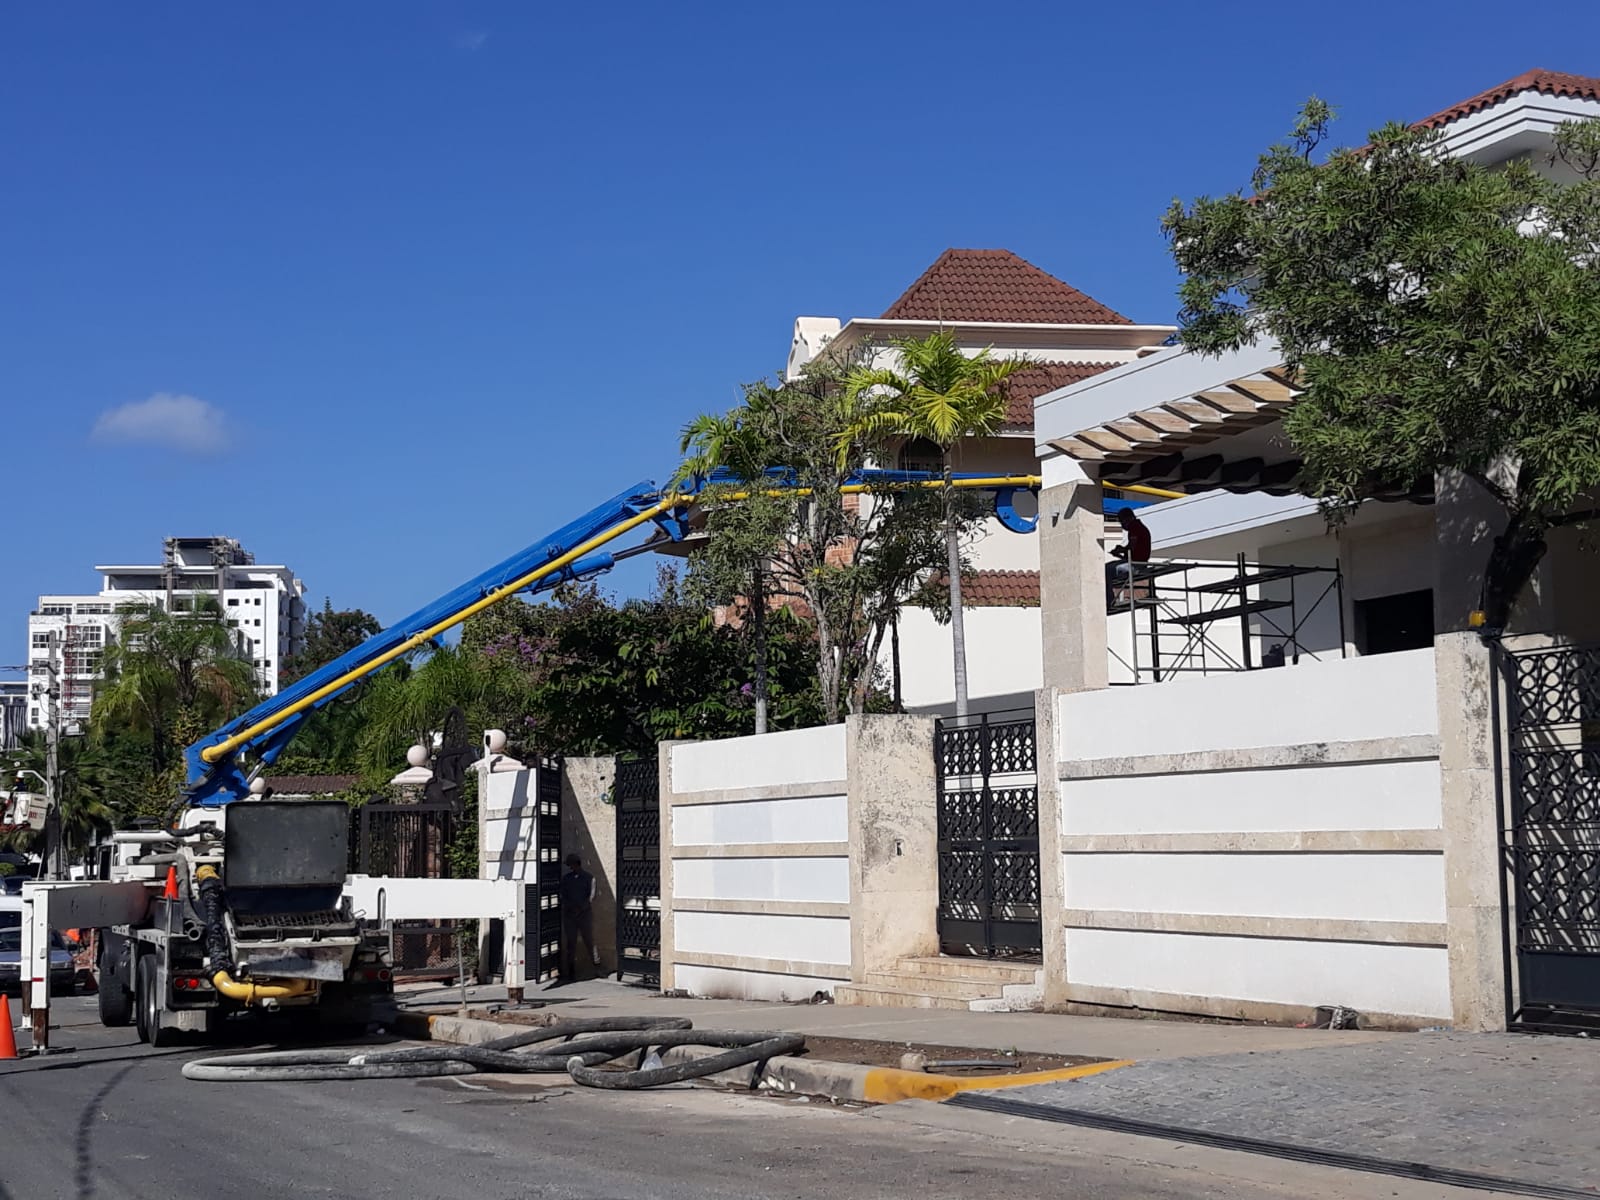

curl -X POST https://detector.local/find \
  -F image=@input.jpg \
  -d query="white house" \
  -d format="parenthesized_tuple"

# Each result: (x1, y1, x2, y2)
(26, 535, 307, 728)
(1024, 69, 1600, 1033)
(787, 248, 1174, 712)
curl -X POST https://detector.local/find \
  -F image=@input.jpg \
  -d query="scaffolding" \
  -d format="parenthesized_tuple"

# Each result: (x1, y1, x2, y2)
(1108, 553, 1345, 685)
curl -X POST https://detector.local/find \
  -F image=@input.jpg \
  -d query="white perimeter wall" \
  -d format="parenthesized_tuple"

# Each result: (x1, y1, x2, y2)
(666, 725, 851, 1002)
(1056, 649, 1450, 1023)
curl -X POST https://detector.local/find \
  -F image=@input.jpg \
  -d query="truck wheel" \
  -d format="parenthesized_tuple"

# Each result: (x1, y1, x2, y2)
(136, 956, 177, 1048)
(133, 956, 151, 1044)
(97, 967, 134, 1027)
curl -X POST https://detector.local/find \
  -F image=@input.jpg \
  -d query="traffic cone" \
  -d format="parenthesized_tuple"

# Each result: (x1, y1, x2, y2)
(0, 994, 18, 1060)
(163, 866, 179, 900)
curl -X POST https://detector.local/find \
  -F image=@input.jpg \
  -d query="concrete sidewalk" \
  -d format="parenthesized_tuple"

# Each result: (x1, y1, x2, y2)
(399, 977, 1396, 1061)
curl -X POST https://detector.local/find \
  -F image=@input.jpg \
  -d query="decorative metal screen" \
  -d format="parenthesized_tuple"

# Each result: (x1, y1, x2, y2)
(614, 756, 661, 983)
(935, 711, 1042, 958)
(531, 758, 564, 985)
(1505, 645, 1600, 1032)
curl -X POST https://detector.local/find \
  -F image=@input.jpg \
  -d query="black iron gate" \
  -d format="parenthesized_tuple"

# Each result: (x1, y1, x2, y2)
(934, 710, 1042, 958)
(350, 802, 460, 976)
(1503, 643, 1600, 1032)
(614, 756, 661, 983)
(530, 758, 564, 985)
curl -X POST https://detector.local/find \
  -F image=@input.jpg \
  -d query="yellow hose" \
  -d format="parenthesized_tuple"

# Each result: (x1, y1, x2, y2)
(210, 971, 315, 1003)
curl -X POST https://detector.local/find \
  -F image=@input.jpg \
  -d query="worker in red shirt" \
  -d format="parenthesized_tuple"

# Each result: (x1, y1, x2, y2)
(1106, 507, 1152, 609)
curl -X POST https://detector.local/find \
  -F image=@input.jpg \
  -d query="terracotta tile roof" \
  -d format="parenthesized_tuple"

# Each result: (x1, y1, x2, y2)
(881, 249, 1132, 325)
(266, 773, 361, 795)
(1415, 69, 1600, 130)
(999, 361, 1119, 430)
(932, 570, 1040, 607)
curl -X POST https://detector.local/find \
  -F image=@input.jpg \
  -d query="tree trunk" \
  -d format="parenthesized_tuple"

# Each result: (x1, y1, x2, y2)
(890, 611, 902, 711)
(751, 565, 768, 735)
(1480, 508, 1550, 634)
(944, 472, 969, 718)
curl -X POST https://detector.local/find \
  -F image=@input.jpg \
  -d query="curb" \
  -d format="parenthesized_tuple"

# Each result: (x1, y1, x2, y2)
(389, 1009, 1132, 1104)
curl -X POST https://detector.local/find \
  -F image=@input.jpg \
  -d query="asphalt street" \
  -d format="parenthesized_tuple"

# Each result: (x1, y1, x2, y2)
(1, 997, 1516, 1200)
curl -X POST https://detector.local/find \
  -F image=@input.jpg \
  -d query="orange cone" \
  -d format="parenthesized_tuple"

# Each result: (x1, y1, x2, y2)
(0, 994, 18, 1060)
(163, 866, 179, 900)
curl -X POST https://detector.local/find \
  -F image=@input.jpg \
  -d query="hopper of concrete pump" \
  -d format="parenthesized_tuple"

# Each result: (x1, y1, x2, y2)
(223, 800, 349, 916)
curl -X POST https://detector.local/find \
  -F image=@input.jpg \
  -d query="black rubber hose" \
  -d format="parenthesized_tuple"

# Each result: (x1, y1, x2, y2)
(567, 1032, 806, 1090)
(179, 1017, 799, 1088)
(196, 872, 233, 976)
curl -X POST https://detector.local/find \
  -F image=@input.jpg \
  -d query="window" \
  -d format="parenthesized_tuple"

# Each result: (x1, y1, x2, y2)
(228, 598, 239, 607)
(897, 437, 944, 475)
(76, 603, 111, 615)
(1356, 589, 1434, 656)
(254, 619, 261, 626)
(32, 633, 51, 648)
(40, 605, 71, 616)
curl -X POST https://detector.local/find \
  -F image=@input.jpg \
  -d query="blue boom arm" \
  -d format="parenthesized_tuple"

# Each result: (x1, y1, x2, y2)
(182, 467, 1092, 807)
(183, 480, 676, 806)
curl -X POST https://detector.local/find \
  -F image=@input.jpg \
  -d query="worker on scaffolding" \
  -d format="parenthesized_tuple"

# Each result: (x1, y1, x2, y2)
(1106, 506, 1152, 610)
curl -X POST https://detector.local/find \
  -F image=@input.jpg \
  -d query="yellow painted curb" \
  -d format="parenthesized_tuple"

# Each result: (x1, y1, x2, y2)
(861, 1058, 1134, 1104)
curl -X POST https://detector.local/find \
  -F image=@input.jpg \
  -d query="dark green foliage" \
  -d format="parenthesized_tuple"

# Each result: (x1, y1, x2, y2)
(1165, 104, 1600, 631)
(284, 601, 383, 683)
(463, 571, 825, 757)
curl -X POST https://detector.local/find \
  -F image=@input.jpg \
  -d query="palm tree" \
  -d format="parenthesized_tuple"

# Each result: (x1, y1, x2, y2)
(678, 404, 779, 734)
(94, 599, 260, 771)
(355, 644, 509, 779)
(841, 332, 1023, 717)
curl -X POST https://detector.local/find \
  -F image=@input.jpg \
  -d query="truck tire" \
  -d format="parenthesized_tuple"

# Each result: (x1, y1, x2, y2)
(97, 967, 134, 1027)
(136, 955, 178, 1048)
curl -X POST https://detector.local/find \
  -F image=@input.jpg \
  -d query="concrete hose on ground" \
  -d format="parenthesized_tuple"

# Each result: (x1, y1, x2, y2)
(180, 1016, 805, 1088)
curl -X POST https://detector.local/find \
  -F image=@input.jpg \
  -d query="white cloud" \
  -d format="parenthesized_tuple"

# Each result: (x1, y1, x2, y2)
(455, 29, 488, 50)
(91, 393, 231, 456)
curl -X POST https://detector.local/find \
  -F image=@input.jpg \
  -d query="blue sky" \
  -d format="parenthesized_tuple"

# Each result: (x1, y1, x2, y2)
(4, 3, 1596, 674)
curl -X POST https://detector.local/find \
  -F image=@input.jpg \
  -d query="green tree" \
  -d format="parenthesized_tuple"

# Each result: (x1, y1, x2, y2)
(462, 572, 824, 754)
(93, 599, 260, 776)
(679, 367, 952, 721)
(278, 601, 386, 772)
(678, 405, 791, 733)
(841, 332, 1023, 716)
(285, 600, 383, 682)
(1164, 103, 1600, 633)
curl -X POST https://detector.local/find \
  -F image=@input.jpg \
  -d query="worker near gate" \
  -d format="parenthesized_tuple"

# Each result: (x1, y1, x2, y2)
(559, 853, 601, 981)
(1106, 506, 1152, 609)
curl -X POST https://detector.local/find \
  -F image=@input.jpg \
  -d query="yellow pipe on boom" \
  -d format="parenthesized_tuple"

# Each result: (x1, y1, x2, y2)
(200, 473, 1175, 767)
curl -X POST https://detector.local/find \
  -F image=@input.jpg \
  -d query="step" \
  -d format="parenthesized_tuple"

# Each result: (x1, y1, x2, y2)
(863, 971, 1005, 1000)
(832, 984, 977, 1011)
(895, 956, 1040, 985)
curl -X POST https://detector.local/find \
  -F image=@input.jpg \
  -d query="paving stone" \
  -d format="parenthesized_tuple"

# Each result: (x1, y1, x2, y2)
(1009, 1032, 1600, 1191)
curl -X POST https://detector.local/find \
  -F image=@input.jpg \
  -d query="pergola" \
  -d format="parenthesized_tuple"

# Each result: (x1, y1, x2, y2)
(1035, 346, 1427, 503)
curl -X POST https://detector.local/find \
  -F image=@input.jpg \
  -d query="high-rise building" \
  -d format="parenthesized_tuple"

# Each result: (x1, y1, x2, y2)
(26, 536, 306, 729)
(0, 680, 25, 750)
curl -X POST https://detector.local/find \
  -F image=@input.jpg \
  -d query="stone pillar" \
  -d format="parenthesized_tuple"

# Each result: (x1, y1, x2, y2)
(561, 756, 618, 976)
(1038, 462, 1108, 695)
(656, 740, 685, 992)
(1433, 471, 1514, 1031)
(1435, 632, 1510, 1031)
(846, 714, 940, 980)
(1033, 686, 1067, 1006)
